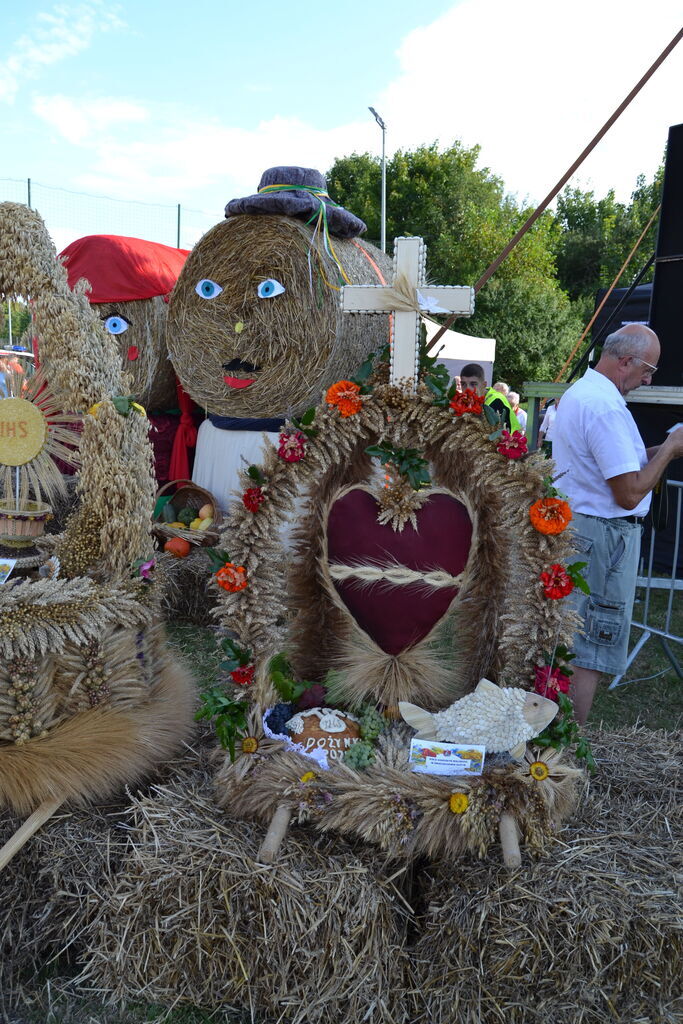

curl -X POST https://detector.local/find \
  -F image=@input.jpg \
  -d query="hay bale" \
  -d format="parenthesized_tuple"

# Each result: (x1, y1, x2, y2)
(96, 295, 177, 410)
(167, 214, 392, 418)
(158, 547, 216, 625)
(407, 724, 683, 1024)
(0, 797, 130, 1009)
(72, 772, 412, 1023)
(60, 235, 189, 411)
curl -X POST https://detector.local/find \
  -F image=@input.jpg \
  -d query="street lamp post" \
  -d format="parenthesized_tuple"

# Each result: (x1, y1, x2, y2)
(368, 106, 386, 253)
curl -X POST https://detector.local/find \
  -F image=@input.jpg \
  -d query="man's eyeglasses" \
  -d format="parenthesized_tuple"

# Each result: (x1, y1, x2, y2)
(629, 355, 658, 376)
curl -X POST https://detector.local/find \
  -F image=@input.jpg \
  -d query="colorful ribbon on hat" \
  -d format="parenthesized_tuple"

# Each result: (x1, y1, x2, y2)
(257, 182, 350, 292)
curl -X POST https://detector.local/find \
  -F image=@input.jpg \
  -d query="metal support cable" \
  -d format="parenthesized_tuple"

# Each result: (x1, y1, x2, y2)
(554, 203, 661, 382)
(425, 25, 683, 355)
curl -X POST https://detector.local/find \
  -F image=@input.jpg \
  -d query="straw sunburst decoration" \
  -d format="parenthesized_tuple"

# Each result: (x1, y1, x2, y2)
(0, 365, 81, 509)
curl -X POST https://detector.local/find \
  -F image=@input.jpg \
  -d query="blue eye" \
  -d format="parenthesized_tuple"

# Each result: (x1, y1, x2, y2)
(195, 279, 223, 299)
(257, 278, 285, 299)
(104, 315, 129, 335)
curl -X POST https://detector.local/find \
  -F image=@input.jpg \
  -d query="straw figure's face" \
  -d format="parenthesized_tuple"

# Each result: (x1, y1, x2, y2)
(167, 215, 390, 418)
(97, 296, 176, 410)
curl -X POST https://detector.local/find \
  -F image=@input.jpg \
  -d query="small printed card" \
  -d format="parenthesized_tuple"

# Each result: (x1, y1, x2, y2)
(409, 738, 486, 776)
(0, 559, 17, 585)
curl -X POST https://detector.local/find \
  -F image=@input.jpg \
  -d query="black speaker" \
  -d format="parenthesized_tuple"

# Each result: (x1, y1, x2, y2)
(650, 122, 683, 386)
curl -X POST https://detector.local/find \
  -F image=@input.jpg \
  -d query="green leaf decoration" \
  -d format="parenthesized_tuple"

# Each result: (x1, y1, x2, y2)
(364, 442, 431, 491)
(247, 465, 265, 485)
(300, 407, 316, 427)
(353, 354, 375, 384)
(205, 547, 231, 572)
(483, 404, 501, 427)
(567, 562, 590, 594)
(195, 688, 249, 762)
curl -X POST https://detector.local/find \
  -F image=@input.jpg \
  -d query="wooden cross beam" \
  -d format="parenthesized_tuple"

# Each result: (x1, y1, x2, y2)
(342, 236, 474, 388)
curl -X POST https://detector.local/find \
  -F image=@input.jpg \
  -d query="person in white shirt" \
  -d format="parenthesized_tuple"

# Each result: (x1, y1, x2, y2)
(538, 397, 559, 450)
(508, 391, 527, 432)
(553, 324, 683, 724)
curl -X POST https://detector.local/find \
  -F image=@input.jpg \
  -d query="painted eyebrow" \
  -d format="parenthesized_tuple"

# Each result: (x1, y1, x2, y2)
(100, 311, 132, 324)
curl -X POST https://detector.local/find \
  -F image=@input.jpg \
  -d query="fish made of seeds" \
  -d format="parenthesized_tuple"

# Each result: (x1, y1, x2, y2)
(399, 678, 559, 759)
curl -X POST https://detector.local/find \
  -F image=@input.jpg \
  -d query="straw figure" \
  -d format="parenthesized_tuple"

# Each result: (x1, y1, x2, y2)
(0, 203, 195, 869)
(200, 234, 588, 869)
(166, 166, 392, 511)
(60, 235, 191, 484)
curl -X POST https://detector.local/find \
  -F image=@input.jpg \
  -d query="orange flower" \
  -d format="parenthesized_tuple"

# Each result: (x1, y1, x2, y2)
(215, 562, 248, 592)
(529, 497, 572, 535)
(326, 379, 363, 417)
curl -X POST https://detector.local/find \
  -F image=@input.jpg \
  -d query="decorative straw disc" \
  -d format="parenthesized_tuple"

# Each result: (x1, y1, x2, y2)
(0, 399, 47, 466)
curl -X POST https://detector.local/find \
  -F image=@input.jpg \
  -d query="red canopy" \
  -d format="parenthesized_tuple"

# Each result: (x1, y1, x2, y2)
(60, 234, 190, 303)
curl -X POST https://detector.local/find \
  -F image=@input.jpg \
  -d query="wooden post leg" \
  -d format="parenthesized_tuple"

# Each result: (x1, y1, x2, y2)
(499, 810, 521, 869)
(257, 803, 292, 864)
(0, 796, 64, 873)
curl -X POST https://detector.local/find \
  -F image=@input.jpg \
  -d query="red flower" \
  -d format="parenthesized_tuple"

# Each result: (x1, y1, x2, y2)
(242, 486, 265, 512)
(215, 563, 248, 592)
(278, 430, 307, 462)
(496, 429, 528, 459)
(534, 665, 571, 701)
(540, 564, 574, 600)
(231, 664, 255, 686)
(449, 388, 485, 417)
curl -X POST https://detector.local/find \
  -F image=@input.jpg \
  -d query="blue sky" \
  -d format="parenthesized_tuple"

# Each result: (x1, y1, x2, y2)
(1, 0, 682, 251)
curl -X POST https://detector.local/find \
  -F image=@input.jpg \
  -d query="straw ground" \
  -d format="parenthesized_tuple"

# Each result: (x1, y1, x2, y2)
(1, 717, 680, 1024)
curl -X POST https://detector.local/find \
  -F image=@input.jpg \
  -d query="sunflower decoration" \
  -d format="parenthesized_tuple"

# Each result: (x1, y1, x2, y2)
(0, 364, 81, 544)
(518, 745, 583, 824)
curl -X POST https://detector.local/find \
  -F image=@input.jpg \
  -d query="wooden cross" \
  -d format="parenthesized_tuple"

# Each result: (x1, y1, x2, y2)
(342, 236, 474, 387)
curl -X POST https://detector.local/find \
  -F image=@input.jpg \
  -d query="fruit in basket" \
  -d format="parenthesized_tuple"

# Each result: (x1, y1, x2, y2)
(198, 503, 213, 519)
(177, 507, 195, 527)
(168, 521, 185, 529)
(189, 517, 203, 531)
(161, 502, 178, 524)
(198, 517, 214, 530)
(164, 537, 192, 558)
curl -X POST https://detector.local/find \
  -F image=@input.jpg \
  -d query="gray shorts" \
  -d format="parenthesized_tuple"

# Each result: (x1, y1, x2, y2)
(567, 512, 642, 674)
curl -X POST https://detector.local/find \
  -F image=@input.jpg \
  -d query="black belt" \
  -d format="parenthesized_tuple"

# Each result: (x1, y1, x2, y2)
(617, 515, 645, 525)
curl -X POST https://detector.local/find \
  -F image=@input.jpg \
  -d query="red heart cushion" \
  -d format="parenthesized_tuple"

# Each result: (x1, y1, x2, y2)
(326, 487, 472, 655)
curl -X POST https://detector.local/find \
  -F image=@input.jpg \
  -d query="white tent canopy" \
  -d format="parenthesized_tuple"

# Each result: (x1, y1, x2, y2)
(423, 317, 496, 386)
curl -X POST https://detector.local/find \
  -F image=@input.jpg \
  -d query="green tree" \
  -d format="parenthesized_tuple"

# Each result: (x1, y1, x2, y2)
(329, 144, 580, 386)
(553, 161, 664, 304)
(0, 299, 30, 345)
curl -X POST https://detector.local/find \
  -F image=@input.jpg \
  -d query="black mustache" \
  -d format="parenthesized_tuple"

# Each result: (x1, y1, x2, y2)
(223, 359, 260, 373)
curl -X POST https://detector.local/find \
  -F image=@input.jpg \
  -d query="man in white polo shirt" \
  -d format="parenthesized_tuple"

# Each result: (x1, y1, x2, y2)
(553, 324, 683, 724)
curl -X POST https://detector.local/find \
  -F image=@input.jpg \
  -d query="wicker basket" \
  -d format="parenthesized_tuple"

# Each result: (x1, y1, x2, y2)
(152, 480, 221, 548)
(0, 500, 53, 549)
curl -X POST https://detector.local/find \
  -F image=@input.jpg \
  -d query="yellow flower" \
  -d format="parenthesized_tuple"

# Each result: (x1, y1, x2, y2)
(241, 736, 259, 754)
(529, 760, 550, 781)
(300, 771, 316, 783)
(449, 792, 469, 814)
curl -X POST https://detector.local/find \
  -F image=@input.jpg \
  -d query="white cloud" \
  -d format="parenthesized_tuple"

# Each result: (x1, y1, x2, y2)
(22, 0, 683, 244)
(378, 0, 682, 203)
(0, 1, 124, 103)
(32, 94, 148, 144)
